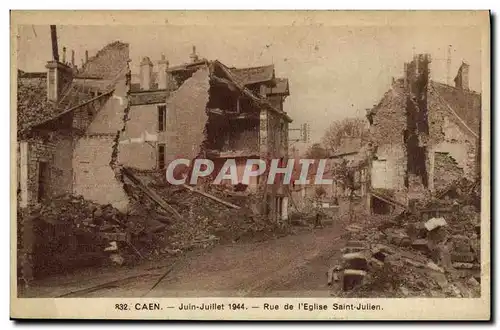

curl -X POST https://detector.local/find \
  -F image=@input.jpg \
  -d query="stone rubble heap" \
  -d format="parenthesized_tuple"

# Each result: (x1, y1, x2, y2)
(327, 194, 481, 298)
(122, 168, 291, 254)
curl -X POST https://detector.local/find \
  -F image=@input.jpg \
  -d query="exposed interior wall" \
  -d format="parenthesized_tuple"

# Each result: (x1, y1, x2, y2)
(206, 117, 259, 154)
(73, 135, 129, 210)
(73, 71, 130, 211)
(165, 67, 210, 165)
(118, 103, 158, 169)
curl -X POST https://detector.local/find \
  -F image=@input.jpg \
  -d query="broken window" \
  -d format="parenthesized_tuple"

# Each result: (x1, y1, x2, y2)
(157, 144, 166, 170)
(158, 105, 166, 132)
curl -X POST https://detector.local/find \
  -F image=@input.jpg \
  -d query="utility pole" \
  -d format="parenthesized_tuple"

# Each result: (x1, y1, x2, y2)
(50, 25, 59, 62)
(446, 44, 452, 85)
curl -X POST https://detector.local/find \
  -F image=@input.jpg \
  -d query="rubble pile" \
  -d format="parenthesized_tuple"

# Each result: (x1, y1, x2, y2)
(328, 196, 481, 298)
(18, 194, 159, 278)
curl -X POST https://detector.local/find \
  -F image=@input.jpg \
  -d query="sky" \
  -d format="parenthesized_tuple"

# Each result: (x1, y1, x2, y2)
(16, 23, 482, 147)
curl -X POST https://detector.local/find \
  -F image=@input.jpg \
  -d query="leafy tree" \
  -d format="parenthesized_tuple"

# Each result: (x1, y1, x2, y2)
(304, 143, 328, 159)
(322, 117, 369, 153)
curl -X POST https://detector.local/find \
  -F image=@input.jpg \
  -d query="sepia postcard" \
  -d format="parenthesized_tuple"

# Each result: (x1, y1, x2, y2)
(10, 10, 490, 320)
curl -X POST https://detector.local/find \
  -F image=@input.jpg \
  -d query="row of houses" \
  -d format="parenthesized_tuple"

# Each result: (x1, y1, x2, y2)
(16, 26, 481, 222)
(16, 27, 293, 222)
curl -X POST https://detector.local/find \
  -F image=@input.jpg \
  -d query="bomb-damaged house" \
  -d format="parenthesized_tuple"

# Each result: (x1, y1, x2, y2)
(119, 46, 293, 222)
(17, 26, 131, 210)
(366, 54, 481, 214)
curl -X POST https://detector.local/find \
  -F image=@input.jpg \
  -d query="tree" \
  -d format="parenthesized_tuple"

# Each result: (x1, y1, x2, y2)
(322, 117, 369, 153)
(304, 143, 328, 159)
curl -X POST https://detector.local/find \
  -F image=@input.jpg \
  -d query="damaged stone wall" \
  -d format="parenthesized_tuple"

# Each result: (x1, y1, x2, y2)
(369, 82, 407, 146)
(73, 69, 130, 211)
(369, 54, 479, 206)
(433, 152, 465, 192)
(73, 135, 129, 210)
(165, 66, 210, 164)
(368, 81, 408, 200)
(405, 54, 431, 189)
(24, 133, 74, 205)
(427, 88, 479, 187)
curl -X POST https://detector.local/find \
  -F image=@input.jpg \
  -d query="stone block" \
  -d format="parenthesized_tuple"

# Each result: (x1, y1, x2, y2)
(452, 262, 475, 269)
(451, 252, 476, 263)
(424, 217, 447, 231)
(342, 252, 368, 271)
(411, 239, 430, 254)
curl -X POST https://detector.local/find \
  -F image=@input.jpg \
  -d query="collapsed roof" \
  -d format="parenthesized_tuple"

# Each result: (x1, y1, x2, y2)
(368, 79, 481, 137)
(17, 41, 130, 135)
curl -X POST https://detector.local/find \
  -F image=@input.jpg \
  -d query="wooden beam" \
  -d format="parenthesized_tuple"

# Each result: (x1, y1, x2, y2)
(182, 184, 241, 209)
(122, 168, 183, 220)
(370, 190, 408, 210)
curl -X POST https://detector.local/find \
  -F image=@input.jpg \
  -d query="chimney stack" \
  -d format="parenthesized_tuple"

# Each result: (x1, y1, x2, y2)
(158, 54, 170, 90)
(139, 56, 153, 90)
(71, 50, 75, 67)
(454, 62, 469, 90)
(190, 45, 199, 63)
(46, 25, 73, 102)
(85, 50, 89, 63)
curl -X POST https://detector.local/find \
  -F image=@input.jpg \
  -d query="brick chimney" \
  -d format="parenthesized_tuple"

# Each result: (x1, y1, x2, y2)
(139, 56, 153, 90)
(157, 54, 170, 90)
(454, 62, 469, 90)
(45, 25, 73, 102)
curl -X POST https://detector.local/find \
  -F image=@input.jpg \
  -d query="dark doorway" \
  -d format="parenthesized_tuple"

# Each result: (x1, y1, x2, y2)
(38, 161, 49, 202)
(371, 196, 392, 215)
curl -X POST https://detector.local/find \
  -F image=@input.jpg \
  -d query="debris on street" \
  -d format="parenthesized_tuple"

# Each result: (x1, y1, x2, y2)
(328, 179, 481, 298)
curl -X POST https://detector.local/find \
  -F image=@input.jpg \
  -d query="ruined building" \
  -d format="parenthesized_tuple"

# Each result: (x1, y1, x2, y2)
(366, 54, 481, 212)
(17, 26, 131, 210)
(119, 47, 292, 221)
